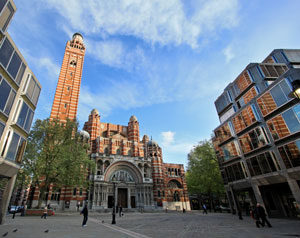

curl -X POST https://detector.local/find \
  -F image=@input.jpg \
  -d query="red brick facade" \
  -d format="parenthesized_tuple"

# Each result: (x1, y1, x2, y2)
(50, 33, 85, 122)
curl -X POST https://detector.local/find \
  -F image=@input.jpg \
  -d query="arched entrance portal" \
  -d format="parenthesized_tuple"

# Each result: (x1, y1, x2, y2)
(104, 161, 143, 209)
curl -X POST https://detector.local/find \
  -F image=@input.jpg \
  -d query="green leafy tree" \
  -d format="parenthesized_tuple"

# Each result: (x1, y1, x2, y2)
(20, 118, 95, 208)
(186, 140, 224, 209)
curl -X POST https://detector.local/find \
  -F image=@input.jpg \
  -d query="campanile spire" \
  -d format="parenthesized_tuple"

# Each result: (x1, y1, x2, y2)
(50, 33, 86, 122)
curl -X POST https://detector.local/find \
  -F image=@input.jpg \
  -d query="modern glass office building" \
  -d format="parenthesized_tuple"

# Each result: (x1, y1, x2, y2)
(0, 0, 41, 224)
(213, 49, 300, 218)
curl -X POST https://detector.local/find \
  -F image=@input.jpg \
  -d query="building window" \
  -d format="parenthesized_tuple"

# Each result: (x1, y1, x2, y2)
(70, 60, 77, 67)
(0, 37, 26, 85)
(246, 152, 278, 177)
(227, 90, 233, 102)
(239, 127, 268, 154)
(6, 131, 25, 162)
(0, 0, 8, 14)
(7, 51, 22, 79)
(222, 140, 240, 161)
(80, 188, 83, 196)
(0, 76, 16, 116)
(0, 37, 13, 68)
(250, 104, 261, 121)
(0, 121, 5, 139)
(278, 140, 300, 169)
(64, 103, 67, 108)
(267, 105, 300, 141)
(232, 105, 258, 133)
(282, 105, 300, 134)
(270, 79, 291, 107)
(73, 188, 77, 196)
(0, 2, 14, 32)
(24, 75, 41, 106)
(16, 101, 34, 132)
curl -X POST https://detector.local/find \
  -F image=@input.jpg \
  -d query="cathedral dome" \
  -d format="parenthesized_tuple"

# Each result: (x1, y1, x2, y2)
(91, 109, 99, 115)
(72, 32, 83, 43)
(147, 140, 158, 147)
(79, 130, 90, 140)
(130, 115, 138, 122)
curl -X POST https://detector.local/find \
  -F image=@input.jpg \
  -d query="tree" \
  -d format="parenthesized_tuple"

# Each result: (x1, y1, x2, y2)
(186, 140, 224, 209)
(20, 118, 95, 208)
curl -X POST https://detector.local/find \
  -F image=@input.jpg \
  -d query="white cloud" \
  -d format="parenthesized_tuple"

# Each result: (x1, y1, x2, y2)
(43, 0, 239, 49)
(20, 49, 60, 82)
(85, 39, 146, 70)
(161, 131, 175, 146)
(222, 45, 235, 63)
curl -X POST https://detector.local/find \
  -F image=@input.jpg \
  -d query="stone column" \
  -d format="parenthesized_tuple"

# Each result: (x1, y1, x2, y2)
(114, 185, 118, 209)
(251, 183, 267, 214)
(225, 189, 234, 213)
(287, 178, 300, 206)
(229, 186, 238, 214)
(128, 188, 131, 208)
(92, 188, 97, 208)
(0, 175, 17, 224)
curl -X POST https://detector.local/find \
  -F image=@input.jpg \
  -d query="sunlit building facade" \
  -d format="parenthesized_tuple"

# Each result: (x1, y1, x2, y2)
(213, 49, 300, 217)
(0, 0, 41, 224)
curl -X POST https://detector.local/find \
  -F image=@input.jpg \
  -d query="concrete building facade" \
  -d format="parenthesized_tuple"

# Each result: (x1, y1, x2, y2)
(0, 0, 41, 224)
(213, 49, 300, 218)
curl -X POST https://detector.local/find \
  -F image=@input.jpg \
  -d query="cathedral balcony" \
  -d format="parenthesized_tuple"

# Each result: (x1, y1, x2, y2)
(143, 178, 153, 183)
(90, 175, 104, 181)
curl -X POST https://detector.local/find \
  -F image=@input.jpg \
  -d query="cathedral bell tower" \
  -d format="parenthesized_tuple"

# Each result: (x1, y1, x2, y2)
(50, 33, 86, 122)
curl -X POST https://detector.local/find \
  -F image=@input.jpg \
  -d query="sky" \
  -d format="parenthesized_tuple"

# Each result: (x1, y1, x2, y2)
(8, 0, 300, 167)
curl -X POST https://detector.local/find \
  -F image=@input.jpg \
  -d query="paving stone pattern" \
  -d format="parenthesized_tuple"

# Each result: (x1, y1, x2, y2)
(0, 211, 299, 238)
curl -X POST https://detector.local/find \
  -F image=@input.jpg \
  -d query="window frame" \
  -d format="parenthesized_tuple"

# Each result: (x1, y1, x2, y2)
(5, 130, 26, 162)
(0, 75, 16, 117)
(15, 100, 34, 133)
(0, 37, 25, 85)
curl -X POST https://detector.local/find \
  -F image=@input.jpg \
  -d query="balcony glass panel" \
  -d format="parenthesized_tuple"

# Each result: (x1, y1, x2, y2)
(239, 127, 268, 154)
(278, 140, 300, 168)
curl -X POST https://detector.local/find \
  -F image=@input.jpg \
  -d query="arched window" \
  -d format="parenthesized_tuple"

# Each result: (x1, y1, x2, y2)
(128, 149, 132, 156)
(70, 60, 77, 67)
(73, 188, 77, 196)
(158, 190, 161, 197)
(116, 148, 121, 155)
(104, 161, 110, 171)
(97, 160, 103, 170)
(104, 147, 109, 155)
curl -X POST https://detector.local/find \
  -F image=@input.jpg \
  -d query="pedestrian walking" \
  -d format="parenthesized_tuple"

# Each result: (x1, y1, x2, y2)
(202, 204, 208, 214)
(77, 202, 80, 212)
(119, 206, 123, 217)
(81, 204, 88, 227)
(250, 206, 262, 228)
(41, 206, 48, 219)
(255, 203, 272, 228)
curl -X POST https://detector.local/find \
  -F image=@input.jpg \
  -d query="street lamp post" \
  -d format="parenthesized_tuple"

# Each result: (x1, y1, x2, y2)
(112, 181, 116, 224)
(181, 175, 186, 213)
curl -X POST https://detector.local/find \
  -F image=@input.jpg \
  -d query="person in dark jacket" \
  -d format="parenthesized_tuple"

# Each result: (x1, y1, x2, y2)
(81, 204, 88, 227)
(250, 206, 262, 228)
(119, 206, 123, 217)
(255, 203, 272, 228)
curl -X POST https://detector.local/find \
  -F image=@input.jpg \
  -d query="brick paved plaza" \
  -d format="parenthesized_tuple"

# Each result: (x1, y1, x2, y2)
(0, 211, 299, 238)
